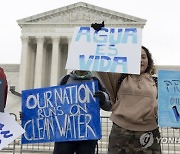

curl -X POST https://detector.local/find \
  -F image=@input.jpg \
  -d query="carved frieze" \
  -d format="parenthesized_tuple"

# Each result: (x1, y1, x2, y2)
(18, 2, 146, 34)
(28, 7, 127, 23)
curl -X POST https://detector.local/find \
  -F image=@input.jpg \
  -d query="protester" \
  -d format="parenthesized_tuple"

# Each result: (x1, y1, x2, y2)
(97, 46, 161, 154)
(0, 67, 8, 108)
(53, 70, 112, 154)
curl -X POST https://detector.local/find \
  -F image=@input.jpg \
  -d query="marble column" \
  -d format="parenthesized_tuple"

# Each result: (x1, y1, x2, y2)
(67, 36, 72, 52)
(18, 36, 30, 91)
(34, 36, 45, 88)
(50, 36, 61, 86)
(66, 36, 72, 74)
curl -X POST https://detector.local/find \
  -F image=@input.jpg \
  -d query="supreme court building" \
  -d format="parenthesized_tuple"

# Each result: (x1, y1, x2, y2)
(17, 2, 146, 92)
(2, 2, 179, 117)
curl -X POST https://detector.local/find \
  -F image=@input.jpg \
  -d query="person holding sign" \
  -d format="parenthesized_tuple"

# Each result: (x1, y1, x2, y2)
(97, 46, 161, 154)
(0, 67, 8, 111)
(53, 70, 112, 154)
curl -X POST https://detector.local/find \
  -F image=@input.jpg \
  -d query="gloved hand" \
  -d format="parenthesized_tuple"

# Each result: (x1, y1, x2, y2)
(93, 90, 105, 102)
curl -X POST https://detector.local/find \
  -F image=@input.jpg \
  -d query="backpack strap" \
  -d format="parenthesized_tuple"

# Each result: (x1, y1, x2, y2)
(116, 74, 128, 92)
(152, 76, 158, 87)
(152, 76, 158, 99)
(92, 76, 103, 91)
(60, 74, 70, 85)
(114, 74, 128, 101)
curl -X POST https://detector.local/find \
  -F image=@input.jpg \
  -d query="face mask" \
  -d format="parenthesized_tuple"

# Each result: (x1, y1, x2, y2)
(73, 71, 91, 79)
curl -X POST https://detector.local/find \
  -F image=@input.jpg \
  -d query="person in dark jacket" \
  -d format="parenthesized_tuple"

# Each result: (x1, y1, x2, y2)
(53, 70, 112, 154)
(0, 67, 8, 109)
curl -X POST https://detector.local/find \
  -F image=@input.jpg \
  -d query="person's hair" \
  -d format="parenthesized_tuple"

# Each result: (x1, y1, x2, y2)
(142, 46, 155, 74)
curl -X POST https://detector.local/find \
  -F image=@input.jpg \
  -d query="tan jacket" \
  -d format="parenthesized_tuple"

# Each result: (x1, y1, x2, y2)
(97, 72, 158, 131)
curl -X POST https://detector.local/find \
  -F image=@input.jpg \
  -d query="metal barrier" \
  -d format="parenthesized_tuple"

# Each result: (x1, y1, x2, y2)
(1, 116, 180, 154)
(160, 127, 180, 154)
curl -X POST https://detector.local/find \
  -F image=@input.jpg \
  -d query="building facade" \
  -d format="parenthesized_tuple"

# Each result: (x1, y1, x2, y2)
(5, 2, 179, 117)
(17, 2, 146, 91)
(1, 3, 180, 153)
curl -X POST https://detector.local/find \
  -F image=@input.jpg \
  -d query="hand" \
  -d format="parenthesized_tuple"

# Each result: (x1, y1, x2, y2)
(93, 90, 105, 102)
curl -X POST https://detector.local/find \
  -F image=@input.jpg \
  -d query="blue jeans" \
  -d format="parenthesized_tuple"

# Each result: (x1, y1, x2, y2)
(53, 140, 97, 154)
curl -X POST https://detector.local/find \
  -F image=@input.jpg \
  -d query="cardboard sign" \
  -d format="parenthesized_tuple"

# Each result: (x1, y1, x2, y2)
(21, 81, 101, 144)
(0, 112, 25, 150)
(66, 27, 142, 74)
(158, 70, 180, 127)
(0, 79, 4, 112)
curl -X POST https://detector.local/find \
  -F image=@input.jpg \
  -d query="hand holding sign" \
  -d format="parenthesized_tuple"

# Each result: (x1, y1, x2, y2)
(93, 90, 106, 103)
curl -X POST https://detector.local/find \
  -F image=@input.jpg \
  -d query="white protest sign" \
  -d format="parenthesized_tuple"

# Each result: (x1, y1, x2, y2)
(66, 27, 142, 74)
(0, 111, 25, 150)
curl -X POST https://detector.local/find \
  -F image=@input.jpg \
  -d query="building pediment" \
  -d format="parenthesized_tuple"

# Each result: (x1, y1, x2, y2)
(17, 2, 146, 27)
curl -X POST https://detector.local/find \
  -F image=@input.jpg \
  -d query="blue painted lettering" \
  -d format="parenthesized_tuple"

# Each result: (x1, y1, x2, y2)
(96, 44, 106, 55)
(164, 80, 180, 93)
(93, 28, 108, 43)
(96, 44, 118, 56)
(108, 45, 118, 56)
(75, 27, 137, 44)
(0, 123, 13, 144)
(99, 56, 111, 71)
(79, 55, 127, 72)
(75, 27, 91, 42)
(172, 106, 180, 121)
(122, 28, 137, 43)
(109, 28, 122, 44)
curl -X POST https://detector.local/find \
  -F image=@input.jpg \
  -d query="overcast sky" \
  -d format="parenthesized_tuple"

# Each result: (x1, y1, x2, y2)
(1, 0, 179, 66)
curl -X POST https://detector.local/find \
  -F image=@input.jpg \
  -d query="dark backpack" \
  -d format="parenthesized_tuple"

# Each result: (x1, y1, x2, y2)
(60, 74, 71, 85)
(60, 74, 103, 91)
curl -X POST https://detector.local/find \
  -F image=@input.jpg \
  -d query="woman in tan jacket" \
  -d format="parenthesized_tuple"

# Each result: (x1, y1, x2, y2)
(97, 46, 161, 154)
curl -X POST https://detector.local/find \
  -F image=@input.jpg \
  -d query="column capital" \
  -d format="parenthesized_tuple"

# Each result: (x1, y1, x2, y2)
(21, 36, 30, 43)
(51, 36, 61, 44)
(36, 36, 45, 44)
